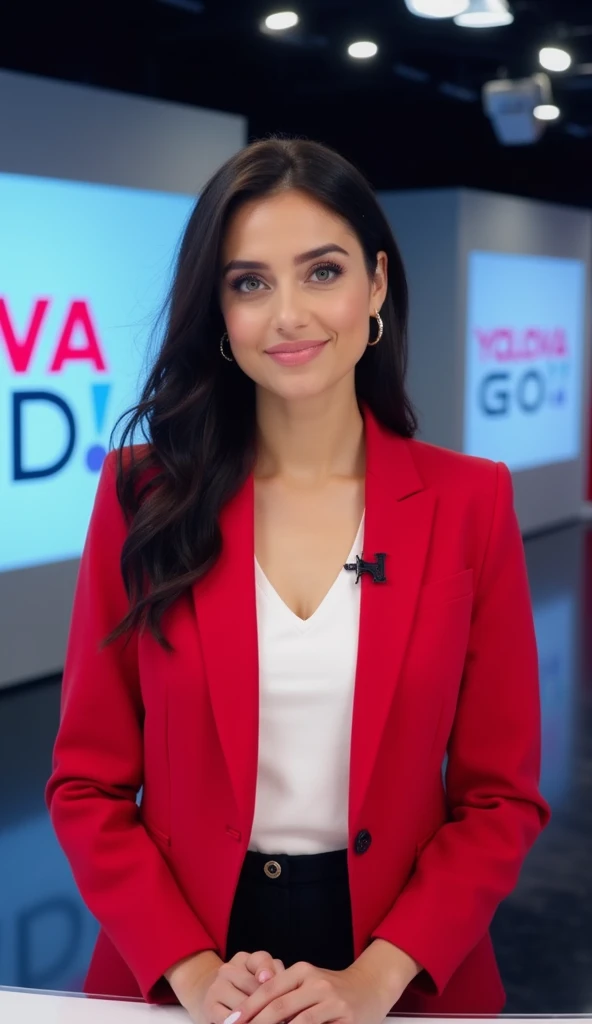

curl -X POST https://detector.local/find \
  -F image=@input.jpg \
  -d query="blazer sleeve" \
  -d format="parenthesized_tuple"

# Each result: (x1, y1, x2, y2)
(370, 460, 551, 996)
(45, 450, 218, 1003)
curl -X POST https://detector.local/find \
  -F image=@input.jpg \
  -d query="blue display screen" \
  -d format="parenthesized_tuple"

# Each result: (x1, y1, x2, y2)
(463, 250, 586, 471)
(0, 172, 195, 572)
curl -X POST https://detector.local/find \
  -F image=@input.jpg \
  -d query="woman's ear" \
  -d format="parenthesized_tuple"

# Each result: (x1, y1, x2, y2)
(370, 250, 388, 312)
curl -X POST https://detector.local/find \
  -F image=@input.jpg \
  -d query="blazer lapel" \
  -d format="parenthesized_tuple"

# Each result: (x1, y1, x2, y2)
(349, 410, 436, 828)
(192, 474, 259, 832)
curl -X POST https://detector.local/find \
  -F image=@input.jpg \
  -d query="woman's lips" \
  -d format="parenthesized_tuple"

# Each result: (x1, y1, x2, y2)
(265, 340, 329, 367)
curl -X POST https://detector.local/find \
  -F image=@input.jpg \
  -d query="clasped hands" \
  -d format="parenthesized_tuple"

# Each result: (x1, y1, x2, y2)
(184, 941, 418, 1024)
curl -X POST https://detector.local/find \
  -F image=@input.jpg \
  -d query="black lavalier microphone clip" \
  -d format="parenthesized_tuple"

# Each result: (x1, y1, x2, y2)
(344, 553, 387, 584)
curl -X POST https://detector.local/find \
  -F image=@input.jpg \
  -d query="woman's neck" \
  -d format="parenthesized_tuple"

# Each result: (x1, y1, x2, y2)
(254, 385, 365, 485)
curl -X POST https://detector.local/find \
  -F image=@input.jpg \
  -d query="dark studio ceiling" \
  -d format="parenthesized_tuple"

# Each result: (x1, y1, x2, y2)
(2, 0, 592, 207)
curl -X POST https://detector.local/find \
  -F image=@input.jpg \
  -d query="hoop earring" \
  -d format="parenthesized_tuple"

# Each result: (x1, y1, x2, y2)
(220, 331, 233, 362)
(367, 308, 383, 347)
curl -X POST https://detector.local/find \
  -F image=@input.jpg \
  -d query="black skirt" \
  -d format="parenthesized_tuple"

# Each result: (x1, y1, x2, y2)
(226, 848, 355, 972)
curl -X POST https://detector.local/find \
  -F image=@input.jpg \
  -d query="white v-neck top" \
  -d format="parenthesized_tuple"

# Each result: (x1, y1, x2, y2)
(249, 514, 364, 855)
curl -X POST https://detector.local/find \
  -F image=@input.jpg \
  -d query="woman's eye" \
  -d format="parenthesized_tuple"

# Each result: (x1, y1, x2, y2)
(310, 262, 343, 283)
(236, 276, 263, 293)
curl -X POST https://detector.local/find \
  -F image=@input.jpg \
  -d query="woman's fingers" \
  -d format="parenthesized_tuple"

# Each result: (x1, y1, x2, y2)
(208, 1002, 240, 1024)
(196, 954, 287, 1024)
(233, 961, 312, 1023)
(216, 976, 256, 1007)
(225, 970, 258, 995)
(244, 950, 283, 983)
(220, 967, 260, 997)
(202, 976, 259, 1024)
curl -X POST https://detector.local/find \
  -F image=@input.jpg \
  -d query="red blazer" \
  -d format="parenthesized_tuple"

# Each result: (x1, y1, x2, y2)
(46, 408, 550, 1014)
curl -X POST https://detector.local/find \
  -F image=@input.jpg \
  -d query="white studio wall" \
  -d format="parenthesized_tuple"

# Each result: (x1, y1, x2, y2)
(379, 187, 592, 537)
(0, 69, 247, 689)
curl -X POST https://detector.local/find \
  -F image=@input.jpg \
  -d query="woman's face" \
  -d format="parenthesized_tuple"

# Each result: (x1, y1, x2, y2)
(218, 189, 388, 403)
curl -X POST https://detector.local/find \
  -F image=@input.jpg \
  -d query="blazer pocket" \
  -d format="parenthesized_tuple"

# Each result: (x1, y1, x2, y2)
(142, 816, 171, 848)
(419, 568, 473, 606)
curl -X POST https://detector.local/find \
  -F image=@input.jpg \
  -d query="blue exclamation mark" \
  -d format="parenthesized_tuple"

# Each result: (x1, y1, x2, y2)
(86, 382, 112, 472)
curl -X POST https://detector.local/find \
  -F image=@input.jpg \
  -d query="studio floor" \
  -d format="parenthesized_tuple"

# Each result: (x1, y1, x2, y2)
(1, 521, 591, 1013)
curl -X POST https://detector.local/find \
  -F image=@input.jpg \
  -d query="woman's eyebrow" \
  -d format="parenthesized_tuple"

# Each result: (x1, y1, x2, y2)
(222, 243, 350, 275)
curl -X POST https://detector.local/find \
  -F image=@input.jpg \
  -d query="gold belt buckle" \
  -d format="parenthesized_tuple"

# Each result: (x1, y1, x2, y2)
(263, 859, 282, 879)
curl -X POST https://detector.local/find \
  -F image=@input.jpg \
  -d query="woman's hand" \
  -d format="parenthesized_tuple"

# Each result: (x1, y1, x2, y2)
(178, 950, 285, 1024)
(224, 958, 400, 1024)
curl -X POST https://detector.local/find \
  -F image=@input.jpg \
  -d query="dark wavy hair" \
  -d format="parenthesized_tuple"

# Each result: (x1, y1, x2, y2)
(104, 135, 417, 652)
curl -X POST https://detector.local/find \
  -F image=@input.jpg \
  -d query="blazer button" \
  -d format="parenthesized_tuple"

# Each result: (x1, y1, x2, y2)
(354, 829, 372, 855)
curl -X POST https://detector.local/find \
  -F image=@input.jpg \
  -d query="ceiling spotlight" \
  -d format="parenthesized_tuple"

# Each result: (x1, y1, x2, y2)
(348, 41, 378, 59)
(404, 0, 469, 18)
(264, 11, 299, 31)
(454, 0, 514, 27)
(539, 47, 572, 72)
(534, 103, 560, 121)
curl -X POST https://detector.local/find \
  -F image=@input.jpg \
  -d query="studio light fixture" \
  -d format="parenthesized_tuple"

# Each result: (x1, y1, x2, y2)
(404, 0, 469, 19)
(483, 72, 554, 144)
(454, 0, 514, 28)
(539, 46, 572, 72)
(533, 103, 561, 121)
(348, 41, 378, 59)
(264, 11, 299, 31)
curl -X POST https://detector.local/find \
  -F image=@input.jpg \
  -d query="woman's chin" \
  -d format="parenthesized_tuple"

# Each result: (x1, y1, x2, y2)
(262, 372, 336, 403)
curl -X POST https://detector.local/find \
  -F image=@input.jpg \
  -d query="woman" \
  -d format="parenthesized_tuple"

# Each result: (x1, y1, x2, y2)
(47, 137, 550, 1024)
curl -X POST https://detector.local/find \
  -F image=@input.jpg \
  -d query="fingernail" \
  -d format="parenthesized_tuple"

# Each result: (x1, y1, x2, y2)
(223, 1013, 241, 1024)
(258, 970, 272, 983)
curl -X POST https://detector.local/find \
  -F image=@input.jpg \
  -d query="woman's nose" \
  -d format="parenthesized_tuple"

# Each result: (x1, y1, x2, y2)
(271, 284, 310, 332)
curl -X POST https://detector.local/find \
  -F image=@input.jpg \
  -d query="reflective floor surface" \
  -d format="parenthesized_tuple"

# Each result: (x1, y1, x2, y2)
(1, 521, 591, 1012)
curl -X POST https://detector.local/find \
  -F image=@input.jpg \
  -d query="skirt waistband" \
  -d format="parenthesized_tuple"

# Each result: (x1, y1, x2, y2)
(242, 848, 348, 885)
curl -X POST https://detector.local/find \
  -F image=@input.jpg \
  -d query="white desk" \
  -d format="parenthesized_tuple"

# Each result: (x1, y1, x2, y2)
(0, 989, 588, 1024)
(0, 988, 185, 1022)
